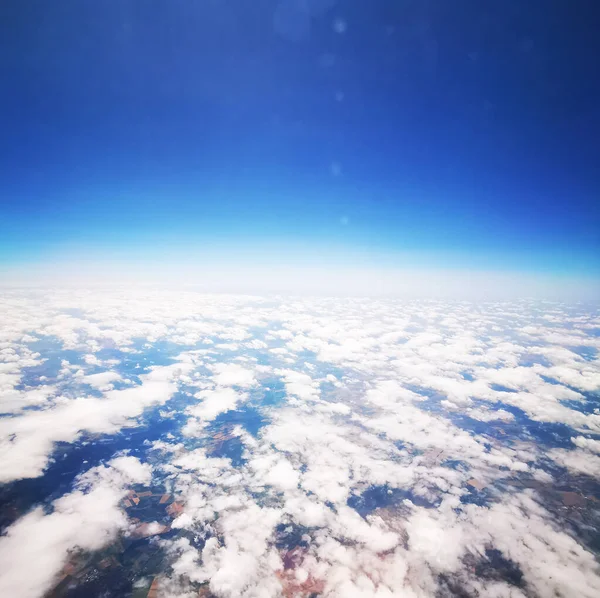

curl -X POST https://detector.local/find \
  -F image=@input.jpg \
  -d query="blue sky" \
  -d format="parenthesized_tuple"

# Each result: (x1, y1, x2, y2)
(0, 1, 599, 295)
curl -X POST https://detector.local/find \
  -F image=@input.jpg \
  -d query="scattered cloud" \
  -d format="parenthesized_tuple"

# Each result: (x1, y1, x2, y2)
(0, 290, 599, 597)
(0, 457, 151, 598)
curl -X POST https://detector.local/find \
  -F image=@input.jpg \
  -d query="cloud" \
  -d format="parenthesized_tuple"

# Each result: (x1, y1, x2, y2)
(1, 290, 599, 597)
(0, 456, 151, 598)
(547, 447, 600, 477)
(0, 359, 193, 482)
(81, 370, 122, 390)
(188, 387, 248, 421)
(210, 363, 257, 388)
(180, 362, 259, 435)
(0, 343, 49, 414)
(572, 436, 600, 454)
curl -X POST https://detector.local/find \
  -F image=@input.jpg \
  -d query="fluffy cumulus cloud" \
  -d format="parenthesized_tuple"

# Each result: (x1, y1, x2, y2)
(0, 289, 599, 597)
(209, 362, 257, 388)
(0, 456, 151, 598)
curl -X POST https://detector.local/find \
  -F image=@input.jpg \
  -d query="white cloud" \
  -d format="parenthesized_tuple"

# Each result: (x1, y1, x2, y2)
(82, 370, 122, 390)
(210, 363, 257, 388)
(0, 456, 151, 598)
(1, 290, 600, 597)
(572, 436, 600, 454)
(547, 448, 600, 477)
(187, 387, 248, 422)
(0, 358, 193, 482)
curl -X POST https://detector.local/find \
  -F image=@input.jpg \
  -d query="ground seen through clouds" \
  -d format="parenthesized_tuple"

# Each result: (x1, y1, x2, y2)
(0, 290, 599, 597)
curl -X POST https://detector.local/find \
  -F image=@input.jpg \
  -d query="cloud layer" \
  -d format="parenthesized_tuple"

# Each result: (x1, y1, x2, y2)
(0, 289, 599, 597)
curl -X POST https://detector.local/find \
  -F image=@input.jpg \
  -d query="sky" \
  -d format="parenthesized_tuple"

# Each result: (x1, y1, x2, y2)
(0, 0, 599, 297)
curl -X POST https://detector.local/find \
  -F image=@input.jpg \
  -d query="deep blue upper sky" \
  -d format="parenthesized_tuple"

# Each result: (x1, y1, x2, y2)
(1, 0, 599, 278)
